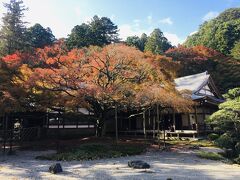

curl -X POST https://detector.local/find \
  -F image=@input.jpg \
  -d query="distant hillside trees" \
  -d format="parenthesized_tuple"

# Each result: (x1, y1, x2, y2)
(166, 45, 240, 93)
(231, 41, 240, 60)
(125, 29, 172, 54)
(125, 33, 148, 51)
(184, 8, 240, 55)
(66, 15, 119, 50)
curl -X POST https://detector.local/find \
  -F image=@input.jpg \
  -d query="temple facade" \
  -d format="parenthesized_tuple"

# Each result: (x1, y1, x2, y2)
(113, 71, 225, 138)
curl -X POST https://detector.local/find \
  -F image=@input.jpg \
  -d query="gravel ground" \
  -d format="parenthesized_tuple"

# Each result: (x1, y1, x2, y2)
(0, 147, 239, 180)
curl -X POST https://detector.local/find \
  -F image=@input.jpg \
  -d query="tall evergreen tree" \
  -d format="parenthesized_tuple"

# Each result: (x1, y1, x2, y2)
(90, 15, 119, 46)
(66, 15, 119, 50)
(26, 23, 55, 49)
(0, 0, 28, 57)
(144, 28, 172, 54)
(139, 33, 148, 51)
(66, 23, 93, 49)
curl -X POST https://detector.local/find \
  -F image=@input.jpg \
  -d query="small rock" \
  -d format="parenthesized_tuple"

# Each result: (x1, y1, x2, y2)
(128, 160, 150, 169)
(49, 163, 63, 174)
(189, 145, 200, 150)
(224, 148, 234, 158)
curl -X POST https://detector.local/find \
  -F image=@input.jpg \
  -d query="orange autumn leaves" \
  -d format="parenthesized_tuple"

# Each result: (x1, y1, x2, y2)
(1, 42, 193, 112)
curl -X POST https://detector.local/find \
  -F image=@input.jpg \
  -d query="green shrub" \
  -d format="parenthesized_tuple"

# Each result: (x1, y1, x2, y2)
(215, 133, 234, 149)
(234, 155, 240, 164)
(235, 142, 240, 154)
(197, 151, 224, 161)
(208, 133, 220, 141)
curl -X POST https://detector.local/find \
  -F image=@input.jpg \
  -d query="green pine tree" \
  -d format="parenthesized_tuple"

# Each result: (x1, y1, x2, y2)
(0, 0, 28, 57)
(144, 28, 172, 54)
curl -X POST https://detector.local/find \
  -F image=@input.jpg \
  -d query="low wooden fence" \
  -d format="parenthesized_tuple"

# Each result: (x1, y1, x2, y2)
(0, 127, 41, 153)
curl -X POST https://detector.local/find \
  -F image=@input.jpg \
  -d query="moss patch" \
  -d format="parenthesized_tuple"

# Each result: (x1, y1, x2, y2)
(197, 151, 224, 161)
(36, 143, 147, 161)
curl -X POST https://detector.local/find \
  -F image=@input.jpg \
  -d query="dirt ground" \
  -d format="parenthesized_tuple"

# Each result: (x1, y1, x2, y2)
(0, 146, 239, 180)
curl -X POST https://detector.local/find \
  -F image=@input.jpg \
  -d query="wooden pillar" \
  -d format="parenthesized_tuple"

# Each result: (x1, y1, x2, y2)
(148, 109, 151, 125)
(153, 116, 156, 139)
(194, 106, 198, 131)
(157, 105, 160, 133)
(187, 113, 191, 130)
(115, 105, 118, 143)
(3, 114, 7, 153)
(143, 110, 146, 140)
(9, 115, 13, 154)
(157, 104, 161, 149)
(63, 114, 65, 129)
(46, 112, 49, 128)
(173, 108, 176, 131)
(76, 115, 79, 128)
(202, 104, 207, 135)
(128, 117, 131, 131)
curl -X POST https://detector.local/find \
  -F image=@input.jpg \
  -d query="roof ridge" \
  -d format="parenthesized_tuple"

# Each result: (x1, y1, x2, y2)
(174, 71, 208, 81)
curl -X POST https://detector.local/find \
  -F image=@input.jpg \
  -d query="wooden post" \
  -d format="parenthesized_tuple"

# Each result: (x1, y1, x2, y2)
(148, 109, 151, 125)
(194, 106, 198, 129)
(173, 109, 176, 131)
(157, 104, 161, 149)
(202, 104, 207, 136)
(153, 116, 155, 139)
(46, 112, 49, 128)
(62, 114, 65, 129)
(128, 116, 131, 131)
(9, 115, 13, 155)
(3, 114, 7, 154)
(56, 113, 60, 151)
(115, 105, 118, 143)
(187, 113, 191, 130)
(143, 110, 146, 140)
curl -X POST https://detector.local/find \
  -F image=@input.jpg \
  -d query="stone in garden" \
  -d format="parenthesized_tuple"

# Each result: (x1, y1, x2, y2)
(49, 163, 63, 174)
(128, 160, 150, 169)
(189, 145, 200, 150)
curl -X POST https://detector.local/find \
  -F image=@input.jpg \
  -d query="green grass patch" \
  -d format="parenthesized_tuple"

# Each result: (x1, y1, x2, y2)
(197, 151, 224, 161)
(166, 139, 215, 147)
(36, 143, 147, 161)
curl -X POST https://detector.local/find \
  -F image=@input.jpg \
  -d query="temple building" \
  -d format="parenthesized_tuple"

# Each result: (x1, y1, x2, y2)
(116, 71, 225, 138)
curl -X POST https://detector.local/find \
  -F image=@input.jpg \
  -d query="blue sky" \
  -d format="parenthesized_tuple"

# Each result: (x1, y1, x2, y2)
(0, 0, 240, 45)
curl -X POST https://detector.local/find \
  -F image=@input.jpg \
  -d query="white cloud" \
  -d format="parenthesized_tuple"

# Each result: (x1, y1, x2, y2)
(133, 19, 141, 27)
(147, 15, 152, 24)
(163, 32, 184, 46)
(202, 11, 219, 21)
(159, 17, 173, 25)
(118, 24, 152, 40)
(119, 22, 183, 46)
